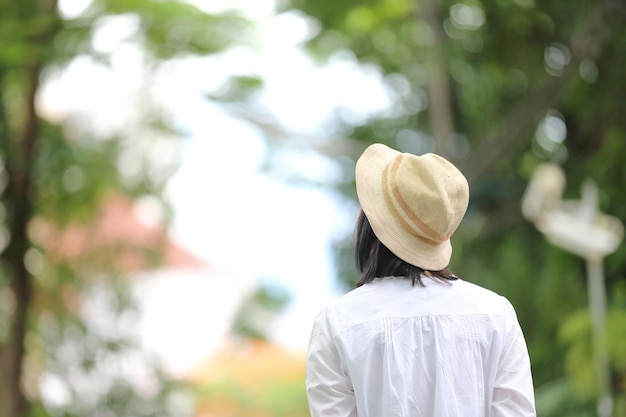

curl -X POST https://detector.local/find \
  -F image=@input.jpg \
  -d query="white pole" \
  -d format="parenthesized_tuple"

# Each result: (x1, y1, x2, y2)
(586, 256, 612, 417)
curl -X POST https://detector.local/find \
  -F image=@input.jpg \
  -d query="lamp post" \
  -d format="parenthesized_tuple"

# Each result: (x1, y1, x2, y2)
(522, 163, 623, 417)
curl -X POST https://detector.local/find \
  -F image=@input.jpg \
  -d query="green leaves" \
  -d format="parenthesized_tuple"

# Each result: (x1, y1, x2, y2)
(281, 0, 626, 413)
(558, 306, 626, 400)
(0, 1, 259, 416)
(101, 0, 249, 59)
(231, 281, 292, 341)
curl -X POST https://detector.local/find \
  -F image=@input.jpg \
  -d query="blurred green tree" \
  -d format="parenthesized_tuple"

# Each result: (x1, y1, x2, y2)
(231, 281, 292, 342)
(272, 0, 626, 415)
(0, 1, 248, 416)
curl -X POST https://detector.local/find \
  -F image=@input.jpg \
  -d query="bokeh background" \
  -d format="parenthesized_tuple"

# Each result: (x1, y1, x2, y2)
(1, 0, 625, 416)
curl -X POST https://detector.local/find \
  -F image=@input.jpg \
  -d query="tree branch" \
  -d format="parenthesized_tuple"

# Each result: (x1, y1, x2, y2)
(460, 0, 624, 185)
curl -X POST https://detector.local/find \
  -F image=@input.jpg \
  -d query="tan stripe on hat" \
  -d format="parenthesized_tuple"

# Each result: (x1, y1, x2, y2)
(381, 156, 442, 246)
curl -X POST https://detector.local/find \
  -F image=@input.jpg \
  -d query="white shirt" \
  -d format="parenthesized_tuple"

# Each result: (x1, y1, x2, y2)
(306, 277, 536, 417)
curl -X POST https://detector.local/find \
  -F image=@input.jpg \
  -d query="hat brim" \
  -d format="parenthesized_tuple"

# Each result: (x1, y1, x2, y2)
(355, 144, 452, 271)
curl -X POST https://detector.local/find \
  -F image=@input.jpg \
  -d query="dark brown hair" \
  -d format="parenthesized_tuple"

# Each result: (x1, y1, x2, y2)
(354, 209, 458, 287)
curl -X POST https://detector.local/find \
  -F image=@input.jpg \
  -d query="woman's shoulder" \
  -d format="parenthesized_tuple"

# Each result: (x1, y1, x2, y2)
(450, 278, 518, 313)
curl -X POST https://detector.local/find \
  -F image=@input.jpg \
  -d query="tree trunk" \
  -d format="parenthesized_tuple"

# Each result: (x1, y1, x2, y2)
(421, 0, 456, 160)
(0, 0, 59, 413)
(0, 61, 41, 417)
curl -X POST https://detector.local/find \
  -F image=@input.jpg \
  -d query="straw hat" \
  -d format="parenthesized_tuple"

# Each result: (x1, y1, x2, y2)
(355, 143, 469, 270)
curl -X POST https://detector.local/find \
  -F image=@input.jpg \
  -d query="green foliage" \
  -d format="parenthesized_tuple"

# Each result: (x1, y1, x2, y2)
(33, 122, 122, 225)
(558, 309, 597, 397)
(101, 0, 248, 59)
(558, 306, 626, 405)
(281, 0, 626, 414)
(231, 281, 292, 340)
(0, 2, 59, 67)
(2, 0, 623, 415)
(534, 378, 595, 417)
(208, 75, 265, 102)
(256, 381, 309, 417)
(0, 1, 253, 416)
(31, 280, 194, 417)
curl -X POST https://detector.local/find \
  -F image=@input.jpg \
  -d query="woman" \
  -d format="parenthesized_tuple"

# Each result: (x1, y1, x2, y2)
(306, 143, 536, 417)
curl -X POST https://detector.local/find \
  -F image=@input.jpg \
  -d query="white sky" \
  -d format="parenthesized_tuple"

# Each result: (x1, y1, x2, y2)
(45, 0, 391, 374)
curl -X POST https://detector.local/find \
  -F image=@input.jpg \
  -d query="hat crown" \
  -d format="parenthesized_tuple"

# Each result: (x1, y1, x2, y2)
(383, 153, 469, 244)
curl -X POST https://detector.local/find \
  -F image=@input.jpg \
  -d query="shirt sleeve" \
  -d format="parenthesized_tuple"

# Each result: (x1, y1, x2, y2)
(492, 298, 537, 417)
(306, 307, 357, 417)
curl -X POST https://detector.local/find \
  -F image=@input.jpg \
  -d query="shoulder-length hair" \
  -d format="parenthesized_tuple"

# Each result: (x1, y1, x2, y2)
(354, 209, 458, 288)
